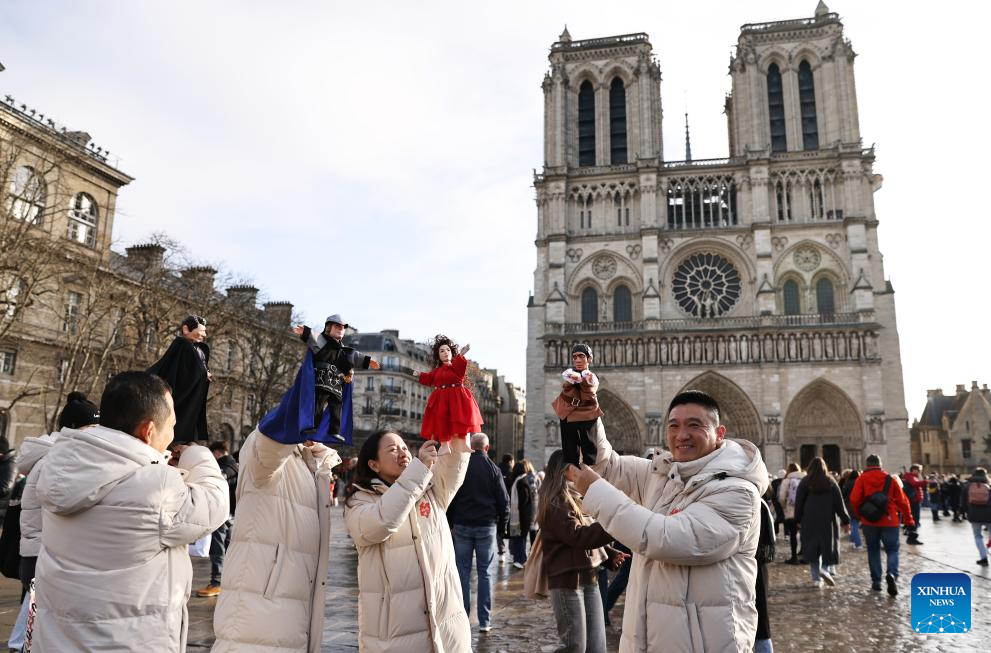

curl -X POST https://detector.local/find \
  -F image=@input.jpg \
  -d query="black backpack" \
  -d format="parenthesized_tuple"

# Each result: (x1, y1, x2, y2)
(755, 498, 776, 564)
(859, 475, 892, 523)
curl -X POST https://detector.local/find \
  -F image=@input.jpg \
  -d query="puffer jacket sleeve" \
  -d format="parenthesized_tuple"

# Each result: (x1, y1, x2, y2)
(160, 445, 230, 547)
(345, 458, 433, 546)
(588, 419, 651, 504)
(429, 449, 469, 511)
(248, 429, 298, 486)
(584, 476, 757, 566)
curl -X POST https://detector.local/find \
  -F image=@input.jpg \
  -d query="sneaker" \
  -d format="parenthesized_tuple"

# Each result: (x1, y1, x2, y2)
(885, 573, 898, 597)
(196, 584, 221, 598)
(784, 557, 800, 565)
(820, 570, 835, 587)
(978, 558, 989, 567)
(513, 561, 525, 569)
(479, 625, 492, 633)
(812, 579, 823, 589)
(906, 536, 923, 545)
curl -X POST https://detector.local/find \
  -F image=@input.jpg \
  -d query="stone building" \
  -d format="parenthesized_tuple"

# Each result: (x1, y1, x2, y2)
(525, 3, 911, 471)
(911, 383, 991, 474)
(346, 329, 526, 459)
(496, 377, 526, 460)
(0, 84, 301, 450)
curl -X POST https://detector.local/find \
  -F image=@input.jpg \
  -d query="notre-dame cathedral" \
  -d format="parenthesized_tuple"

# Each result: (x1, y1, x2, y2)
(524, 2, 911, 472)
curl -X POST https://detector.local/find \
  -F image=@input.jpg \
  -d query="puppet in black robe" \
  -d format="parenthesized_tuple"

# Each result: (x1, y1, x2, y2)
(148, 336, 211, 442)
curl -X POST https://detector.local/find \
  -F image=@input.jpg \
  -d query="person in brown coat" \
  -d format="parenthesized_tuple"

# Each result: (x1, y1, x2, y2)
(552, 344, 604, 466)
(538, 449, 627, 653)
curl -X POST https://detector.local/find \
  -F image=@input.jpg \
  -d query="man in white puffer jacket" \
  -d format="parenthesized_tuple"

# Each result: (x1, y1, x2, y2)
(568, 390, 769, 653)
(33, 371, 229, 652)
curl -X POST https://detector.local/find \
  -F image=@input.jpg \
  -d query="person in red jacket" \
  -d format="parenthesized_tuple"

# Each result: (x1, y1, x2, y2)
(850, 454, 915, 596)
(901, 464, 925, 544)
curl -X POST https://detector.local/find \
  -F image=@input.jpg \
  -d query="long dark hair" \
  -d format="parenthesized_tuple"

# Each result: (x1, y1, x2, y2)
(806, 456, 832, 493)
(429, 334, 459, 368)
(345, 430, 398, 506)
(537, 449, 573, 528)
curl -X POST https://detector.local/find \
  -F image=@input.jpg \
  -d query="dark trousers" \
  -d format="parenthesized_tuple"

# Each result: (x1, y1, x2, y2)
(312, 391, 343, 434)
(560, 419, 598, 466)
(18, 556, 36, 602)
(784, 518, 799, 558)
(209, 519, 232, 586)
(754, 561, 770, 640)
(908, 500, 921, 536)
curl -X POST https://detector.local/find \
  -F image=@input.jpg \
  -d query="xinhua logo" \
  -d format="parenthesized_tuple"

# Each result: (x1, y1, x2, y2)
(911, 573, 971, 633)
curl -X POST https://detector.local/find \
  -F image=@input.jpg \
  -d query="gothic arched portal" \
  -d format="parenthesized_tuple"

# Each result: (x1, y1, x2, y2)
(598, 389, 643, 455)
(783, 379, 863, 471)
(675, 372, 763, 446)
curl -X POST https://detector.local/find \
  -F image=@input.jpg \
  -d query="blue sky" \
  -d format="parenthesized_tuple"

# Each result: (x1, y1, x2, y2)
(2, 1, 988, 419)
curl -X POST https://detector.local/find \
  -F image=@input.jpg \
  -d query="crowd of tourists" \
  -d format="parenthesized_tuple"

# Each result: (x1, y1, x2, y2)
(0, 323, 989, 653)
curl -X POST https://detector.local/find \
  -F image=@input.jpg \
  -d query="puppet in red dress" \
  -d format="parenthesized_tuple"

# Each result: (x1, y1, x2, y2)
(413, 335, 483, 454)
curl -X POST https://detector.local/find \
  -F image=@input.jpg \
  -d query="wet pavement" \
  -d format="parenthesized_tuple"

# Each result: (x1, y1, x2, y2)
(0, 508, 986, 651)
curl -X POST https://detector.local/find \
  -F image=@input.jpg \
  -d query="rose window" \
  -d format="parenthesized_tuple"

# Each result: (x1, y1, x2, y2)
(672, 253, 742, 318)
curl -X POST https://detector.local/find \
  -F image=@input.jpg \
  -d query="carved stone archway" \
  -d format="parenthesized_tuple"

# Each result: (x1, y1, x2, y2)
(783, 379, 863, 470)
(598, 389, 643, 455)
(676, 372, 763, 445)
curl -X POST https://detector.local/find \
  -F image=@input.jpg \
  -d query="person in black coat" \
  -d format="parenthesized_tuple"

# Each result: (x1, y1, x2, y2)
(795, 457, 850, 588)
(147, 315, 211, 442)
(508, 461, 537, 568)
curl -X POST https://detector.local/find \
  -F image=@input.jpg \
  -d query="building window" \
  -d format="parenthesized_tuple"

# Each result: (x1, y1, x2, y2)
(2, 278, 24, 320)
(775, 181, 792, 222)
(0, 411, 6, 441)
(580, 287, 598, 323)
(609, 77, 627, 165)
(0, 349, 15, 375)
(963, 439, 973, 459)
(613, 285, 632, 323)
(63, 291, 82, 333)
(384, 355, 398, 370)
(614, 193, 631, 227)
(798, 60, 818, 151)
(672, 252, 742, 318)
(227, 340, 237, 371)
(57, 359, 69, 384)
(67, 193, 98, 247)
(578, 81, 596, 166)
(666, 176, 737, 229)
(815, 278, 835, 315)
(144, 322, 159, 352)
(366, 377, 374, 391)
(111, 308, 125, 346)
(578, 194, 592, 229)
(767, 64, 786, 152)
(783, 279, 801, 315)
(8, 166, 46, 225)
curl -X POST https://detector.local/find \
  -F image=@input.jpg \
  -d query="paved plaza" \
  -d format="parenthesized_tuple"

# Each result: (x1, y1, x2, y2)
(0, 509, 987, 652)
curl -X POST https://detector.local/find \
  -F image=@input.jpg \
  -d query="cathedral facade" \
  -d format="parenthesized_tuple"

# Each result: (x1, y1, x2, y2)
(524, 3, 911, 472)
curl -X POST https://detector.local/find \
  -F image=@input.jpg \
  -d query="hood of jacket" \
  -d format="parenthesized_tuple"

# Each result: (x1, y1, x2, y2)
(38, 425, 169, 515)
(18, 433, 58, 476)
(656, 438, 769, 497)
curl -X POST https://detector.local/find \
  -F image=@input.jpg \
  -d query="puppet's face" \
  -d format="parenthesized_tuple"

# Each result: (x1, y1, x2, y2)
(438, 344, 453, 364)
(368, 432, 411, 484)
(324, 322, 345, 340)
(572, 352, 590, 371)
(182, 323, 207, 343)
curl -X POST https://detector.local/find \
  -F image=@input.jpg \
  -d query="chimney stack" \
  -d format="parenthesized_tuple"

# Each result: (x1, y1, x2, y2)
(927, 388, 944, 400)
(181, 266, 217, 294)
(263, 301, 293, 327)
(226, 284, 259, 308)
(125, 243, 166, 271)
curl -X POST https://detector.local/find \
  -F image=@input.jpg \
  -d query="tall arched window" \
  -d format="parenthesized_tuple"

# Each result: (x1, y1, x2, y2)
(578, 194, 592, 229)
(8, 166, 46, 225)
(581, 287, 598, 323)
(68, 192, 98, 247)
(767, 64, 786, 152)
(0, 410, 7, 443)
(613, 285, 632, 323)
(798, 60, 818, 151)
(816, 278, 835, 315)
(578, 81, 596, 166)
(609, 77, 627, 164)
(783, 279, 801, 315)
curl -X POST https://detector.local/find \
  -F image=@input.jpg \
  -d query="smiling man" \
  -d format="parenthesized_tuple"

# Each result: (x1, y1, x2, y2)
(567, 390, 769, 652)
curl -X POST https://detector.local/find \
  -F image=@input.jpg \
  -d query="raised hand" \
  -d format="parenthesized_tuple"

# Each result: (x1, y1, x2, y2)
(292, 325, 305, 336)
(419, 440, 440, 470)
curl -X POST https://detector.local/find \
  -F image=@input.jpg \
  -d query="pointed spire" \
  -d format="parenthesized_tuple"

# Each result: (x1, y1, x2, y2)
(559, 25, 572, 43)
(815, 1, 830, 17)
(684, 112, 692, 163)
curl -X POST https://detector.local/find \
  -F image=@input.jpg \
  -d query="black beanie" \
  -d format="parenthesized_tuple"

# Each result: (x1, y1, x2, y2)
(571, 343, 593, 359)
(58, 392, 100, 430)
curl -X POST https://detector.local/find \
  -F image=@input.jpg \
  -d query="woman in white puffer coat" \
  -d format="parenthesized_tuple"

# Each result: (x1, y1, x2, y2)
(211, 428, 341, 653)
(345, 430, 471, 652)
